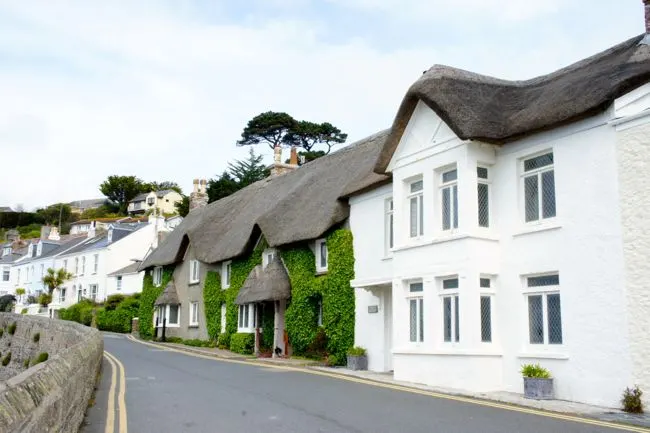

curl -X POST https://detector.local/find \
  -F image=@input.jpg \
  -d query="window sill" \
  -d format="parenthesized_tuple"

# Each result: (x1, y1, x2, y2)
(381, 255, 393, 261)
(188, 324, 199, 328)
(315, 270, 328, 276)
(517, 351, 568, 360)
(237, 329, 255, 334)
(512, 221, 562, 238)
(188, 280, 200, 286)
(393, 347, 503, 357)
(394, 233, 498, 252)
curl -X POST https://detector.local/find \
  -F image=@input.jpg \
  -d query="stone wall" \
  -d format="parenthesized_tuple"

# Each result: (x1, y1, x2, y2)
(0, 313, 103, 433)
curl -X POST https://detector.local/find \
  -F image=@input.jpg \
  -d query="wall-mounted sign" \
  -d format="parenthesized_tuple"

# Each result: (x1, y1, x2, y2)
(368, 305, 379, 314)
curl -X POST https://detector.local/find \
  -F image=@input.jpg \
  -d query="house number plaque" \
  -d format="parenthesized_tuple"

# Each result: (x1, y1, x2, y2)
(368, 305, 379, 314)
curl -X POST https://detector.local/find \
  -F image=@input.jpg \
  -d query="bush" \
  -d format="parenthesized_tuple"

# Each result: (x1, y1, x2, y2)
(32, 332, 40, 343)
(521, 364, 551, 379)
(38, 293, 52, 307)
(2, 352, 11, 366)
(622, 386, 644, 413)
(183, 339, 215, 348)
(161, 336, 183, 344)
(20, 308, 27, 315)
(347, 346, 367, 357)
(8, 322, 16, 335)
(80, 307, 94, 326)
(230, 333, 254, 355)
(104, 294, 126, 311)
(23, 359, 29, 368)
(217, 333, 231, 349)
(305, 327, 328, 359)
(0, 329, 3, 338)
(32, 352, 48, 365)
(59, 300, 97, 324)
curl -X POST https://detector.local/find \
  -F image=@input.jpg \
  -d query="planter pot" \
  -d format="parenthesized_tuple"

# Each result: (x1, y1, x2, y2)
(523, 377, 554, 400)
(347, 354, 368, 371)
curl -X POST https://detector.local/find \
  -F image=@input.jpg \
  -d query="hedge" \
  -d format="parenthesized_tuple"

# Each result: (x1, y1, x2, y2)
(230, 333, 255, 355)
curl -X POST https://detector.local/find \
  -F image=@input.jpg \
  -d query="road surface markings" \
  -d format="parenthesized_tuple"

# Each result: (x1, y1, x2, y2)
(125, 334, 650, 433)
(104, 350, 128, 433)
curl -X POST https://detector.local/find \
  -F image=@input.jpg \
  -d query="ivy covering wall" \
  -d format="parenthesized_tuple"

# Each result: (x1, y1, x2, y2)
(138, 267, 174, 339)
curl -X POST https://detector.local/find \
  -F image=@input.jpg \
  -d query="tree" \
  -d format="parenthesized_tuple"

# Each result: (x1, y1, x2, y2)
(175, 195, 190, 217)
(207, 149, 269, 203)
(15, 288, 25, 304)
(284, 121, 347, 154)
(99, 175, 145, 215)
(0, 294, 15, 312)
(236, 111, 297, 149)
(42, 268, 73, 296)
(36, 203, 74, 226)
(142, 181, 182, 195)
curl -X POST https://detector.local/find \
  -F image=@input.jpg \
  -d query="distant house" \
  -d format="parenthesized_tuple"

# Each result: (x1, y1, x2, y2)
(69, 217, 148, 235)
(128, 190, 182, 215)
(0, 240, 27, 296)
(0, 207, 14, 213)
(68, 199, 108, 214)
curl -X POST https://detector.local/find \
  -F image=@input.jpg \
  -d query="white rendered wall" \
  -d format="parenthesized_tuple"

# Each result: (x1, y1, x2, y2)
(106, 272, 144, 297)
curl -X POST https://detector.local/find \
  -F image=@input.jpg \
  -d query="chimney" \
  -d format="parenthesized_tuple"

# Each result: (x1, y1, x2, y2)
(48, 226, 60, 241)
(189, 178, 208, 211)
(645, 0, 650, 33)
(270, 145, 299, 177)
(40, 225, 52, 240)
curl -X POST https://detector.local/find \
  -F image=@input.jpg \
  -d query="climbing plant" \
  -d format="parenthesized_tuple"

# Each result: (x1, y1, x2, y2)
(202, 271, 223, 340)
(138, 267, 174, 339)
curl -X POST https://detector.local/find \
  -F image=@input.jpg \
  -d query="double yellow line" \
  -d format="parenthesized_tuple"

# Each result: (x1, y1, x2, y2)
(126, 334, 650, 433)
(103, 351, 128, 433)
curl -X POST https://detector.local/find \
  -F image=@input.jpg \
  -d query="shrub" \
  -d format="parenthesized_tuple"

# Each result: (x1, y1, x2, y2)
(80, 307, 94, 326)
(38, 293, 52, 307)
(0, 329, 3, 338)
(59, 300, 96, 324)
(2, 352, 11, 366)
(23, 359, 29, 368)
(622, 386, 644, 413)
(521, 364, 551, 379)
(32, 332, 40, 343)
(32, 352, 49, 365)
(20, 308, 27, 315)
(183, 339, 214, 348)
(161, 336, 183, 344)
(347, 346, 367, 357)
(104, 294, 126, 311)
(96, 308, 132, 333)
(26, 295, 38, 304)
(8, 322, 16, 335)
(217, 333, 231, 349)
(230, 333, 254, 355)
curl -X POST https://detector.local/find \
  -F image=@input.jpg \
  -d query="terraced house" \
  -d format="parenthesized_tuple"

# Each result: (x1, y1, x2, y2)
(351, 32, 650, 408)
(139, 138, 387, 362)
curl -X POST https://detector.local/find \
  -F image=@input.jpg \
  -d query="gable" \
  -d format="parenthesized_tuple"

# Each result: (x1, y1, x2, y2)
(386, 100, 459, 172)
(614, 82, 650, 119)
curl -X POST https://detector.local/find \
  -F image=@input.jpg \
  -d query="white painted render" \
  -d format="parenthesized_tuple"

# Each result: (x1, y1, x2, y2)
(106, 272, 144, 297)
(351, 98, 647, 407)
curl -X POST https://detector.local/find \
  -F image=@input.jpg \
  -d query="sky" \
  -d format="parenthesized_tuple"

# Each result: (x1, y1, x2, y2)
(0, 0, 645, 210)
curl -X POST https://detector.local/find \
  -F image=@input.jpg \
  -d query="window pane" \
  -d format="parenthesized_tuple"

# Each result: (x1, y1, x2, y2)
(239, 305, 244, 326)
(480, 278, 491, 288)
(389, 199, 393, 211)
(409, 282, 423, 292)
(527, 275, 559, 287)
(542, 170, 556, 219)
(419, 196, 423, 236)
(244, 304, 249, 327)
(410, 180, 423, 193)
(442, 169, 457, 183)
(481, 296, 492, 342)
(478, 183, 489, 228)
(477, 167, 489, 179)
(410, 299, 417, 342)
(389, 214, 394, 249)
(418, 298, 424, 342)
(320, 242, 327, 268)
(442, 278, 458, 289)
(442, 187, 451, 230)
(410, 197, 418, 237)
(524, 175, 539, 222)
(452, 185, 458, 229)
(547, 294, 563, 344)
(528, 295, 544, 344)
(443, 297, 452, 342)
(454, 296, 460, 342)
(524, 153, 553, 172)
(169, 305, 179, 324)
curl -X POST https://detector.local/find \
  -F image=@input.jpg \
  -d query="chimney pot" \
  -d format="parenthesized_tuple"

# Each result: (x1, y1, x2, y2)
(645, 0, 650, 33)
(273, 145, 282, 164)
(289, 146, 298, 165)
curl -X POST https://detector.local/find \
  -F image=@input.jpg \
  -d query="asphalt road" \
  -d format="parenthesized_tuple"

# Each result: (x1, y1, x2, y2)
(82, 334, 639, 433)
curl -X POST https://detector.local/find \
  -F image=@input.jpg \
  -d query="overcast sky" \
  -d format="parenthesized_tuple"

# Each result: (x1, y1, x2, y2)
(0, 0, 645, 210)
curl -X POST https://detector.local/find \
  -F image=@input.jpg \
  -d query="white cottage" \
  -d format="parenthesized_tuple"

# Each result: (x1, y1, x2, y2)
(351, 32, 650, 408)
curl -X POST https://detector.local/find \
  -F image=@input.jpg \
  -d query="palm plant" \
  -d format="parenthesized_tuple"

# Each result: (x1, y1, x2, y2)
(15, 288, 25, 304)
(42, 268, 73, 296)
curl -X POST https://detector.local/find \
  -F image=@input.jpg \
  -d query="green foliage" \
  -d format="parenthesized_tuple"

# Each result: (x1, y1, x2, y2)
(182, 339, 216, 348)
(8, 322, 16, 335)
(305, 327, 328, 360)
(237, 111, 297, 149)
(217, 333, 230, 349)
(175, 195, 190, 217)
(230, 333, 255, 355)
(203, 271, 223, 340)
(2, 352, 11, 366)
(96, 308, 132, 333)
(32, 332, 40, 343)
(35, 203, 73, 226)
(20, 308, 27, 315)
(0, 211, 45, 229)
(162, 336, 183, 344)
(0, 329, 3, 337)
(100, 175, 147, 215)
(33, 352, 48, 365)
(207, 149, 269, 203)
(0, 294, 15, 312)
(347, 346, 367, 356)
(282, 229, 355, 365)
(105, 294, 126, 311)
(261, 304, 275, 350)
(59, 299, 96, 324)
(138, 267, 173, 339)
(142, 181, 183, 195)
(17, 223, 43, 238)
(521, 364, 552, 379)
(284, 120, 347, 154)
(42, 267, 74, 296)
(23, 359, 29, 368)
(622, 386, 644, 413)
(38, 293, 52, 307)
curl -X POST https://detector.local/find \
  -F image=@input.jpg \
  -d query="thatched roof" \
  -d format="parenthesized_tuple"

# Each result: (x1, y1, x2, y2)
(235, 258, 291, 305)
(375, 34, 650, 172)
(154, 281, 180, 306)
(141, 130, 389, 269)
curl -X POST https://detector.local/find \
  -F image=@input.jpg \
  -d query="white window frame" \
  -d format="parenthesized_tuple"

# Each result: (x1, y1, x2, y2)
(237, 303, 256, 333)
(63, 259, 68, 272)
(263, 249, 276, 269)
(440, 276, 460, 343)
(167, 305, 180, 327)
(477, 166, 491, 229)
(385, 198, 394, 255)
(521, 151, 556, 224)
(189, 260, 200, 284)
(81, 257, 86, 275)
(222, 261, 232, 289)
(93, 254, 99, 274)
(315, 239, 328, 273)
(153, 266, 163, 286)
(189, 301, 199, 326)
(406, 281, 424, 343)
(89, 284, 98, 301)
(75, 258, 79, 276)
(523, 273, 562, 346)
(2, 266, 9, 282)
(407, 178, 424, 238)
(439, 167, 459, 232)
(60, 287, 66, 303)
(116, 276, 122, 291)
(479, 276, 496, 343)
(36, 242, 42, 257)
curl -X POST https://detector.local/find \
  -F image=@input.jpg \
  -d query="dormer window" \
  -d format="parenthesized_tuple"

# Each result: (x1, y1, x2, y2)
(2, 247, 11, 256)
(147, 197, 155, 206)
(262, 249, 276, 269)
(315, 239, 328, 273)
(36, 242, 42, 257)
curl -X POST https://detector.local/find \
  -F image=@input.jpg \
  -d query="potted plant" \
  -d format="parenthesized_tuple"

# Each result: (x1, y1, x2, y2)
(521, 363, 554, 400)
(347, 346, 368, 371)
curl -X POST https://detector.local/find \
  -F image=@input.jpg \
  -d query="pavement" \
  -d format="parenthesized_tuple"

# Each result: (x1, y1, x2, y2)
(82, 333, 650, 433)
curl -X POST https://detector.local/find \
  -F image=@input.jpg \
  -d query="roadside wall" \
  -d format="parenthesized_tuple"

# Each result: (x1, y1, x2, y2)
(0, 313, 103, 433)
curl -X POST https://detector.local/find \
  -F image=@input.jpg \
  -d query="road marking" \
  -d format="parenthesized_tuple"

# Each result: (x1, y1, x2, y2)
(103, 353, 117, 433)
(125, 334, 650, 433)
(104, 351, 128, 433)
